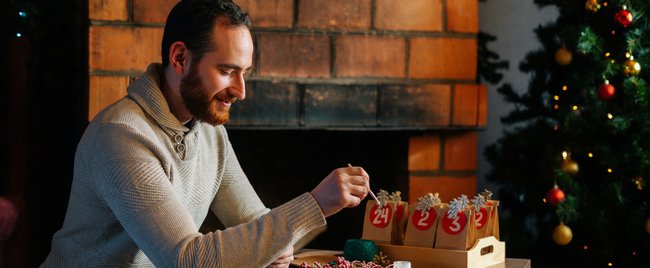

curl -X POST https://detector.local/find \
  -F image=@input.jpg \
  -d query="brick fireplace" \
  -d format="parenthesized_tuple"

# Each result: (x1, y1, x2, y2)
(88, 0, 485, 248)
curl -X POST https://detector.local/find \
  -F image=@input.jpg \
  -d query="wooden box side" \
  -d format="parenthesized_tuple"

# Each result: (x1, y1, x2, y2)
(468, 236, 505, 267)
(377, 236, 505, 268)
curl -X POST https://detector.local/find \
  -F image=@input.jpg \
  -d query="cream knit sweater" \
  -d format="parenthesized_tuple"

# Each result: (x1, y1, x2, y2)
(41, 64, 326, 267)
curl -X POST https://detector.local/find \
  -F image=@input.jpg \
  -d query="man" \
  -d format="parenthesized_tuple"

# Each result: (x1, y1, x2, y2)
(41, 0, 371, 267)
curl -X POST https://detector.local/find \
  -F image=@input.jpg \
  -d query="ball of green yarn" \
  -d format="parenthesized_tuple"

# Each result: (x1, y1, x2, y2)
(343, 239, 378, 262)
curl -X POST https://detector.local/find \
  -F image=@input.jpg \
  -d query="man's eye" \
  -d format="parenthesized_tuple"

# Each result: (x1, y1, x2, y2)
(220, 70, 233, 75)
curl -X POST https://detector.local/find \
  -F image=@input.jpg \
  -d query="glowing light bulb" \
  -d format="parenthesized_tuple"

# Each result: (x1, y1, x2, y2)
(607, 113, 613, 119)
(18, 11, 27, 17)
(562, 85, 568, 91)
(605, 52, 611, 57)
(607, 168, 613, 173)
(572, 105, 578, 110)
(562, 151, 568, 160)
(16, 33, 22, 37)
(554, 95, 560, 101)
(588, 153, 593, 157)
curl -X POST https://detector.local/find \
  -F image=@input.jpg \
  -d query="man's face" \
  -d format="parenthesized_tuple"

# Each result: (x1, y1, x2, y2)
(180, 24, 253, 126)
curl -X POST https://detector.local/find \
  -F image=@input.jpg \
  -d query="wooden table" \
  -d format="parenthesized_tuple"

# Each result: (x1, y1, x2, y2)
(292, 250, 531, 268)
(292, 237, 531, 268)
(489, 259, 531, 268)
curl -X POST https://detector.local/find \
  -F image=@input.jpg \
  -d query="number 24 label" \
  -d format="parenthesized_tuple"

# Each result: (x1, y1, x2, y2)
(370, 205, 393, 228)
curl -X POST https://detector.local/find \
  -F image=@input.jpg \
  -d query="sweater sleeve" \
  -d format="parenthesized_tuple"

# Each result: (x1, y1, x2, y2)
(95, 158, 326, 268)
(209, 139, 270, 227)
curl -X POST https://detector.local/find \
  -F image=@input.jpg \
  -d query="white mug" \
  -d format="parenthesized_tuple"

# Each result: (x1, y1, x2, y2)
(393, 261, 411, 268)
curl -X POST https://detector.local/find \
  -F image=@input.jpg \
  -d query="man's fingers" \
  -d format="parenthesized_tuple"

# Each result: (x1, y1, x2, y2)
(271, 256, 293, 264)
(267, 255, 293, 268)
(349, 184, 368, 198)
(312, 166, 372, 217)
(346, 194, 362, 208)
(345, 166, 370, 179)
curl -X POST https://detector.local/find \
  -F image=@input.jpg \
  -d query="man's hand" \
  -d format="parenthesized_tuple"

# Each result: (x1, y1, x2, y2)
(310, 165, 370, 217)
(267, 246, 293, 268)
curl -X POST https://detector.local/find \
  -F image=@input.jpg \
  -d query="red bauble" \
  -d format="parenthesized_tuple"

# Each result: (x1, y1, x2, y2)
(598, 81, 615, 100)
(0, 197, 19, 240)
(547, 185, 566, 206)
(615, 8, 633, 27)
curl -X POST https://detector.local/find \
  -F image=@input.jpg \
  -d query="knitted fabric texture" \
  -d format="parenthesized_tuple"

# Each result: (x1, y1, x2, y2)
(41, 64, 326, 267)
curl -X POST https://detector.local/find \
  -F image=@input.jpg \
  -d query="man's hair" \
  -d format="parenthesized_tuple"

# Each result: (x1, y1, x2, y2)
(161, 0, 251, 67)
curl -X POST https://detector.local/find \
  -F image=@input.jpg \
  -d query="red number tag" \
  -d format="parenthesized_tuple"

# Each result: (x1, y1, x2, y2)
(442, 211, 467, 235)
(411, 209, 436, 231)
(369, 204, 392, 228)
(475, 207, 488, 229)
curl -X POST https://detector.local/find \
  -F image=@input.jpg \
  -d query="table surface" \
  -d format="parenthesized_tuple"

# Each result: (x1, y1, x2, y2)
(291, 250, 531, 268)
(489, 259, 531, 268)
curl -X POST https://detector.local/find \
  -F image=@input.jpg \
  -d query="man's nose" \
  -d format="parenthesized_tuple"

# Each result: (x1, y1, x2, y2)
(231, 73, 246, 100)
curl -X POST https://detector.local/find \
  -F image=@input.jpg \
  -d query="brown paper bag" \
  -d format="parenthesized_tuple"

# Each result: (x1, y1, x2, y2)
(474, 204, 493, 238)
(485, 200, 500, 240)
(390, 201, 409, 245)
(434, 206, 477, 250)
(361, 200, 395, 244)
(403, 204, 443, 248)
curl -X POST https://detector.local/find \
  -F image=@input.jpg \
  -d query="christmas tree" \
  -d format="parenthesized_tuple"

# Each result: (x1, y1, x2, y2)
(485, 0, 650, 267)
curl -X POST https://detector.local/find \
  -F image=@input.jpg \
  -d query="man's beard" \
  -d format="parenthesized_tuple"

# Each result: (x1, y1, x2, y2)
(179, 65, 237, 126)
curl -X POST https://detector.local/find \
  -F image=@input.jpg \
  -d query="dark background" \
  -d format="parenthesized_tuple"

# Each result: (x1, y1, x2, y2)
(3, 0, 86, 267)
(227, 130, 409, 250)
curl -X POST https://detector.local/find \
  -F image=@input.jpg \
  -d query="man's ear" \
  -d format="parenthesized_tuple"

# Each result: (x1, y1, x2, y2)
(168, 41, 191, 75)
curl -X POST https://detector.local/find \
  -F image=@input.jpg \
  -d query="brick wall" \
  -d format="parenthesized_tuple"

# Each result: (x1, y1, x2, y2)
(88, 0, 485, 203)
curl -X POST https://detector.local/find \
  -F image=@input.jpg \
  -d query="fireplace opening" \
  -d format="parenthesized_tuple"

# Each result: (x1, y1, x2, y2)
(221, 129, 410, 249)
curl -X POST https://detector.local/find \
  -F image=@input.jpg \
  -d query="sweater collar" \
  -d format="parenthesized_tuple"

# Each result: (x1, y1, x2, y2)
(127, 63, 189, 132)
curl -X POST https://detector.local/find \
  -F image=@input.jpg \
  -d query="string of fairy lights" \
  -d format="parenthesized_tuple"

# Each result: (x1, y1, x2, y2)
(546, 1, 648, 266)
(15, 10, 28, 38)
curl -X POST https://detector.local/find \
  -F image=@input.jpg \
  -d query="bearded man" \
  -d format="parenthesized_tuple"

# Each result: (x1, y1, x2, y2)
(41, 1, 371, 267)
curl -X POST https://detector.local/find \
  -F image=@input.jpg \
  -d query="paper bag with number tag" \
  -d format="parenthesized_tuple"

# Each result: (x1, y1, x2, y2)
(474, 203, 493, 239)
(361, 200, 395, 244)
(403, 193, 442, 247)
(470, 193, 493, 239)
(403, 204, 443, 247)
(390, 200, 409, 245)
(485, 200, 500, 240)
(434, 205, 477, 250)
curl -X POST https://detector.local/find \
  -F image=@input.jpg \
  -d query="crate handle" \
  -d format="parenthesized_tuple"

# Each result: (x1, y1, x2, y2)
(480, 245, 494, 256)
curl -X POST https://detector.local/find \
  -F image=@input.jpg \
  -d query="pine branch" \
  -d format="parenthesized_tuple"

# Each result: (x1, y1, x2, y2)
(478, 32, 510, 84)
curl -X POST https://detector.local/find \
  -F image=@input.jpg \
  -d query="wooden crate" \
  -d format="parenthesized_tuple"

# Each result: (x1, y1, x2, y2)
(376, 236, 505, 268)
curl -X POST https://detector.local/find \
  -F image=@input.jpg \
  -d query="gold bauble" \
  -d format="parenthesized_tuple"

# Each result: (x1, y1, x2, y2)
(552, 222, 573, 245)
(561, 159, 579, 175)
(555, 47, 573, 66)
(623, 58, 641, 76)
(585, 0, 601, 12)
(633, 177, 645, 190)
